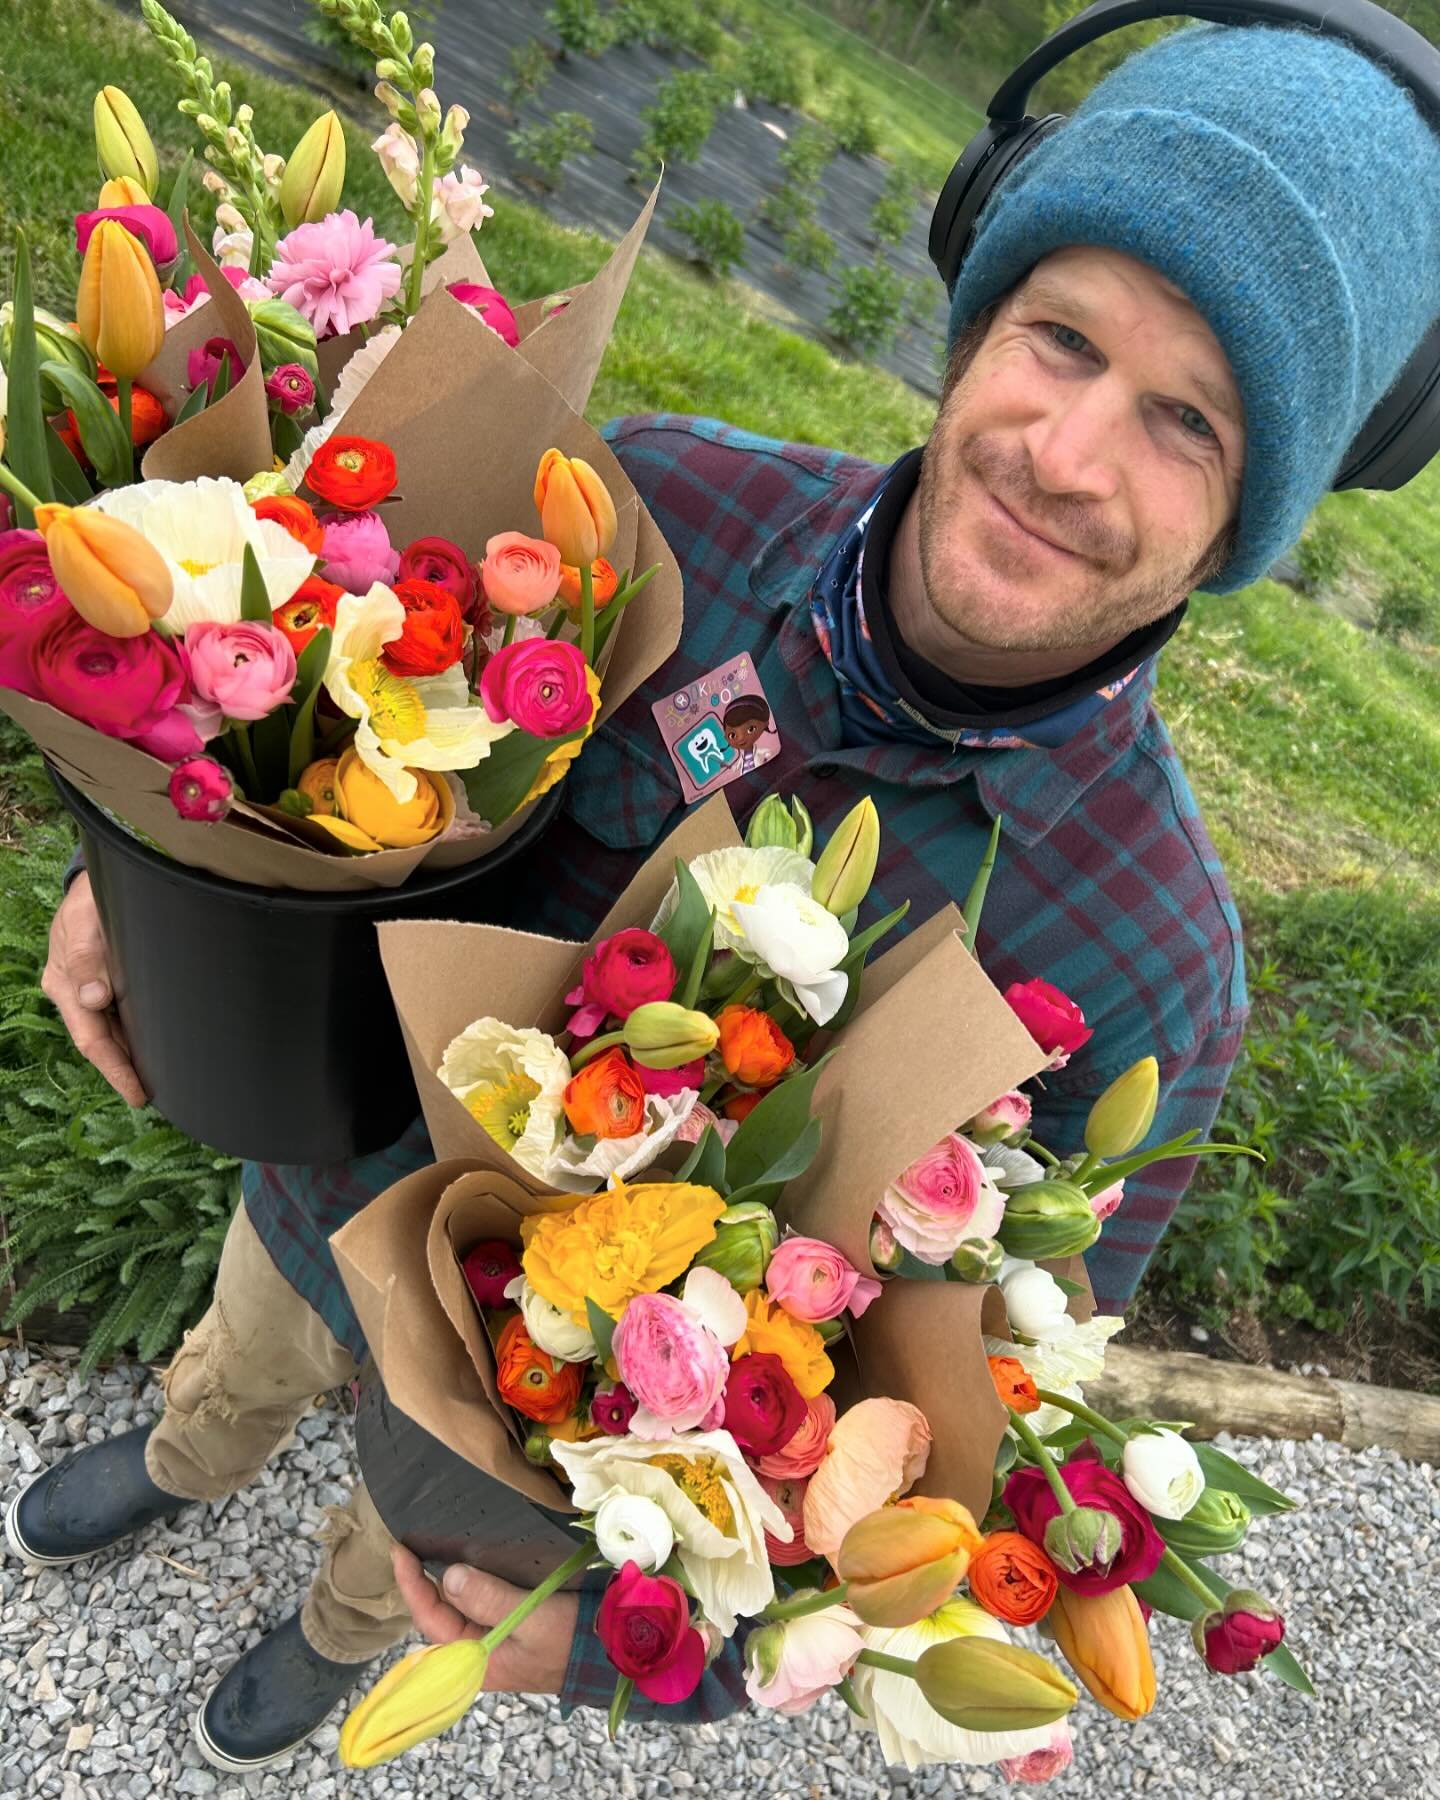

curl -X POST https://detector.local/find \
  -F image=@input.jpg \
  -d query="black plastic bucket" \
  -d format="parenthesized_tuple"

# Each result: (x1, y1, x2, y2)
(54, 772, 564, 1166)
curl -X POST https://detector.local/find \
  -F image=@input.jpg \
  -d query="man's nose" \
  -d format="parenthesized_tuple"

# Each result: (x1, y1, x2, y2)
(1021, 380, 1125, 502)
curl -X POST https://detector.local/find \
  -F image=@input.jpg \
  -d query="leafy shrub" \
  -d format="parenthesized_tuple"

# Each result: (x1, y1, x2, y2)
(783, 218, 837, 274)
(672, 199, 746, 278)
(1373, 574, 1438, 643)
(502, 37, 554, 109)
(610, 0, 726, 56)
(777, 121, 835, 189)
(735, 33, 807, 109)
(1295, 514, 1347, 593)
(759, 179, 814, 236)
(827, 263, 906, 356)
(508, 113, 596, 188)
(830, 85, 882, 156)
(868, 160, 917, 246)
(900, 271, 939, 332)
(633, 71, 727, 178)
(545, 0, 610, 57)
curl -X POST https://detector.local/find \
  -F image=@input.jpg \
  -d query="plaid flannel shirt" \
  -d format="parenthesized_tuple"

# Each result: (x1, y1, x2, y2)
(243, 413, 1247, 1719)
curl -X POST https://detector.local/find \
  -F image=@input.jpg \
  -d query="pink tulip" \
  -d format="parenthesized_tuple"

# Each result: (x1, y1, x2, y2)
(447, 281, 519, 346)
(1004, 976, 1094, 1067)
(76, 204, 178, 268)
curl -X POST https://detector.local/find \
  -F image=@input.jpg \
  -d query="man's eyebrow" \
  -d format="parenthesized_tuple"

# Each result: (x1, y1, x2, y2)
(1013, 275, 1242, 428)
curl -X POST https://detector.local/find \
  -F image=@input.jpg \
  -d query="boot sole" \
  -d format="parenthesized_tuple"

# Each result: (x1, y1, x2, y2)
(3, 1487, 98, 1569)
(193, 1692, 332, 1773)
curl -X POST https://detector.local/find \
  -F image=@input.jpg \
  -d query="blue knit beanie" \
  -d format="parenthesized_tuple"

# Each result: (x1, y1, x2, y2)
(947, 25, 1440, 591)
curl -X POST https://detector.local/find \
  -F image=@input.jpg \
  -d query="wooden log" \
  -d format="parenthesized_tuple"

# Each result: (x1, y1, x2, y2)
(1088, 1345, 1440, 1463)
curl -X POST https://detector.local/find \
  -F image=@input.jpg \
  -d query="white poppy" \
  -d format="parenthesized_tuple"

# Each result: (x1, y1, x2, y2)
(679, 1265, 748, 1349)
(541, 1088, 700, 1192)
(730, 883, 850, 1025)
(437, 1015, 570, 1180)
(654, 844, 815, 952)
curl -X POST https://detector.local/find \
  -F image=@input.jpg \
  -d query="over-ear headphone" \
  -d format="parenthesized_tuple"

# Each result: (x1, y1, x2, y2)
(928, 0, 1440, 491)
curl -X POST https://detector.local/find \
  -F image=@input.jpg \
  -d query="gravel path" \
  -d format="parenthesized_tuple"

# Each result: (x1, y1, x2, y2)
(3, 1339, 1437, 1800)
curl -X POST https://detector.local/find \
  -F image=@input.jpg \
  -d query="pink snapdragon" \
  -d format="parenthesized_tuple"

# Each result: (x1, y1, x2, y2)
(267, 210, 402, 339)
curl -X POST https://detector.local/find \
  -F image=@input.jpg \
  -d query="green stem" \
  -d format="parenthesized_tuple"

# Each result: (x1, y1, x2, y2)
(1007, 1408, 1076, 1513)
(855, 1649, 920, 1679)
(569, 1028, 625, 1071)
(1023, 1138, 1062, 1168)
(502, 612, 518, 648)
(1161, 1548, 1224, 1613)
(478, 1544, 594, 1654)
(405, 133, 437, 319)
(579, 559, 596, 668)
(1071, 1150, 1101, 1186)
(545, 606, 569, 641)
(698, 1074, 726, 1107)
(1033, 1389, 1132, 1447)
(229, 722, 262, 797)
(961, 813, 1002, 950)
(725, 969, 763, 1010)
(115, 376, 134, 477)
(0, 460, 46, 515)
(762, 1582, 849, 1623)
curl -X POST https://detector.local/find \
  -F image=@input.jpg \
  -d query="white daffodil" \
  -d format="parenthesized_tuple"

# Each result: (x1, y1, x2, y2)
(324, 584, 512, 802)
(730, 883, 850, 1025)
(437, 1016, 571, 1180)
(593, 1493, 675, 1573)
(551, 1428, 790, 1635)
(850, 1599, 1060, 1772)
(502, 1274, 596, 1363)
(984, 1314, 1126, 1435)
(90, 476, 314, 636)
(654, 844, 815, 952)
(540, 1088, 700, 1193)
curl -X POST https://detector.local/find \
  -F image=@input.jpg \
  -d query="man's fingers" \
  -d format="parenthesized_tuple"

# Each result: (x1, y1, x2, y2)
(62, 915, 113, 1011)
(51, 988, 147, 1106)
(391, 1545, 470, 1645)
(440, 1563, 525, 1629)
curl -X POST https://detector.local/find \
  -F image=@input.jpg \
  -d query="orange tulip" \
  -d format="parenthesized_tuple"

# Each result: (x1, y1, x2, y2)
(556, 557, 619, 612)
(98, 175, 151, 208)
(837, 1496, 984, 1627)
(33, 503, 171, 638)
(76, 219, 165, 380)
(1047, 1582, 1156, 1721)
(533, 448, 617, 569)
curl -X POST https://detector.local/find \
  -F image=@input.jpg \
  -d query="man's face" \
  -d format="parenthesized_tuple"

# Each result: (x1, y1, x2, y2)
(919, 246, 1246, 652)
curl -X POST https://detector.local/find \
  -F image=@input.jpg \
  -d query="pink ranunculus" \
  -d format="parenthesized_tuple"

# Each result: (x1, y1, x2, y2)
(265, 362, 316, 416)
(745, 1603, 863, 1714)
(319, 512, 400, 592)
(1004, 1440, 1165, 1597)
(565, 927, 677, 1036)
(1003, 976, 1094, 1067)
(75, 204, 178, 268)
(480, 530, 562, 617)
(397, 535, 478, 621)
(267, 209, 402, 340)
(162, 265, 267, 325)
(723, 1354, 807, 1457)
(611, 1292, 730, 1437)
(998, 1721, 1075, 1784)
(186, 335, 246, 397)
(460, 1239, 522, 1308)
(1090, 1177, 1125, 1222)
(0, 530, 71, 694)
(595, 1562, 705, 1705)
(765, 1235, 882, 1323)
(756, 1391, 836, 1481)
(642, 1059, 710, 1102)
(184, 620, 296, 722)
(877, 1133, 1006, 1265)
(28, 609, 188, 748)
(965, 1089, 1033, 1145)
(480, 638, 592, 737)
(758, 1473, 814, 1567)
(801, 1397, 931, 1563)
(447, 280, 519, 347)
(131, 705, 205, 760)
(167, 755, 233, 822)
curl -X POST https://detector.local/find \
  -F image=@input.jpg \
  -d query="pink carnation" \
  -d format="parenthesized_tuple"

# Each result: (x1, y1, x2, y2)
(320, 512, 400, 592)
(877, 1133, 1006, 1265)
(267, 209, 402, 339)
(611, 1292, 729, 1437)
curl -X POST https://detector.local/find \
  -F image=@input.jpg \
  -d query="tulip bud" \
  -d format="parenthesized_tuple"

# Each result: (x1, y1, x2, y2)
(868, 1216, 903, 1273)
(1048, 1584, 1155, 1720)
(1083, 1056, 1159, 1160)
(915, 1637, 1077, 1733)
(279, 111, 346, 227)
(689, 1200, 778, 1295)
(1191, 1589, 1285, 1675)
(1157, 1487, 1251, 1558)
(339, 1639, 488, 1768)
(811, 797, 879, 915)
(93, 86, 159, 197)
(247, 296, 319, 377)
(534, 448, 618, 569)
(621, 1001, 719, 1070)
(949, 1236, 1004, 1284)
(33, 504, 172, 638)
(1043, 1505, 1123, 1578)
(838, 1499, 983, 1628)
(75, 218, 166, 381)
(98, 175, 151, 208)
(996, 1180, 1101, 1261)
(746, 792, 800, 852)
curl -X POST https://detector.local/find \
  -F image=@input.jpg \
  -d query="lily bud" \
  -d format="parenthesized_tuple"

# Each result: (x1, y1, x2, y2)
(98, 175, 151, 208)
(1157, 1487, 1251, 1558)
(534, 448, 617, 569)
(915, 1636, 1077, 1733)
(279, 111, 347, 227)
(839, 1497, 983, 1628)
(949, 1236, 1004, 1284)
(868, 1216, 903, 1272)
(1192, 1589, 1285, 1675)
(75, 218, 165, 380)
(1048, 1584, 1155, 1720)
(621, 1001, 719, 1070)
(1083, 1056, 1159, 1160)
(339, 1639, 488, 1768)
(689, 1200, 778, 1295)
(93, 86, 159, 197)
(996, 1180, 1101, 1261)
(811, 796, 879, 915)
(1043, 1505, 1123, 1578)
(33, 503, 172, 638)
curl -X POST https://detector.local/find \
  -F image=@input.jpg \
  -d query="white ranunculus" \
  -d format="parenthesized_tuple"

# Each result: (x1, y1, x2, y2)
(541, 1088, 700, 1193)
(730, 884, 850, 1025)
(1121, 1428, 1205, 1520)
(593, 1492, 675, 1572)
(680, 1265, 748, 1348)
(654, 844, 815, 952)
(503, 1275, 595, 1364)
(437, 1016, 571, 1180)
(999, 1265, 1074, 1342)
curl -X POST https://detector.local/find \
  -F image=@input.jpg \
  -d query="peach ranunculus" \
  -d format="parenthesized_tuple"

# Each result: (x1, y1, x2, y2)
(802, 1396, 931, 1563)
(479, 530, 562, 617)
(755, 1391, 836, 1480)
(732, 1290, 833, 1400)
(1046, 1583, 1156, 1721)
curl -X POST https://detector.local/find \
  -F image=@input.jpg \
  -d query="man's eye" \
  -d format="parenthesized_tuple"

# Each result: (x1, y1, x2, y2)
(1047, 323, 1090, 354)
(1177, 405, 1216, 440)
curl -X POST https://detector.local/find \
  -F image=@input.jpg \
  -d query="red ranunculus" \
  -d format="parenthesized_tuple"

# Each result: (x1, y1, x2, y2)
(565, 927, 677, 1038)
(590, 1383, 637, 1435)
(1197, 1592, 1285, 1674)
(460, 1238, 521, 1308)
(381, 578, 465, 678)
(595, 1561, 705, 1703)
(397, 534, 479, 622)
(722, 1353, 807, 1458)
(1002, 977, 1093, 1064)
(273, 576, 342, 655)
(305, 434, 398, 512)
(1004, 1440, 1164, 1596)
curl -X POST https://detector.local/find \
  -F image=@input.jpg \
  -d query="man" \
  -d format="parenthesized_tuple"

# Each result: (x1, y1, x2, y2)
(11, 20, 1439, 1773)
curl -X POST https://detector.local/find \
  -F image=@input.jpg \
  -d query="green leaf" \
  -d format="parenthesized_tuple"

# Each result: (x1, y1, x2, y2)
(961, 814, 1003, 949)
(726, 1049, 836, 1195)
(657, 856, 713, 975)
(251, 709, 291, 801)
(724, 1115, 823, 1210)
(45, 424, 93, 504)
(174, 379, 209, 424)
(1084, 1132, 1261, 1191)
(1051, 1274, 1088, 1297)
(461, 723, 586, 825)
(239, 543, 272, 624)
(1192, 1443, 1299, 1517)
(5, 231, 54, 520)
(209, 347, 232, 404)
(607, 1674, 634, 1740)
(39, 363, 132, 489)
(586, 1297, 616, 1364)
(676, 906, 714, 1011)
(837, 900, 911, 973)
(165, 150, 195, 286)
(287, 625, 332, 784)
(675, 1123, 727, 1190)
(896, 1245, 946, 1281)
(592, 563, 658, 660)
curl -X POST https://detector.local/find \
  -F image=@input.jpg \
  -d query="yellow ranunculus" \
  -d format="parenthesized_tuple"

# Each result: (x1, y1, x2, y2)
(306, 746, 453, 853)
(733, 1289, 833, 1398)
(339, 1640, 488, 1768)
(520, 1177, 727, 1326)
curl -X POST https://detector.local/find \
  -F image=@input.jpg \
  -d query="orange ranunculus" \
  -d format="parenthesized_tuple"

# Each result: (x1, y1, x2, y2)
(968, 1530, 1059, 1627)
(724, 1091, 765, 1124)
(533, 448, 617, 569)
(75, 218, 165, 380)
(305, 434, 398, 512)
(987, 1354, 1040, 1415)
(733, 1289, 833, 1399)
(563, 1047, 647, 1141)
(717, 1005, 794, 1089)
(382, 578, 466, 679)
(58, 383, 167, 467)
(494, 1313, 584, 1425)
(32, 502, 171, 637)
(838, 1496, 984, 1628)
(252, 493, 324, 555)
(1047, 1583, 1156, 1721)
(556, 557, 619, 612)
(274, 576, 343, 654)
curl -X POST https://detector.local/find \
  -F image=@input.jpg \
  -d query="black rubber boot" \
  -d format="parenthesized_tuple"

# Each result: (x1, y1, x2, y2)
(4, 1423, 195, 1567)
(194, 1611, 376, 1772)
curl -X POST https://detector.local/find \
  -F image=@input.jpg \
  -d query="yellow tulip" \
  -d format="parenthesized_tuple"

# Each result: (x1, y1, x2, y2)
(93, 86, 159, 197)
(532, 448, 617, 569)
(811, 796, 880, 915)
(33, 503, 171, 638)
(279, 110, 347, 227)
(98, 175, 151, 208)
(339, 1639, 488, 1768)
(1083, 1056, 1160, 1158)
(1047, 1582, 1157, 1721)
(75, 220, 165, 381)
(838, 1497, 983, 1628)
(305, 748, 452, 852)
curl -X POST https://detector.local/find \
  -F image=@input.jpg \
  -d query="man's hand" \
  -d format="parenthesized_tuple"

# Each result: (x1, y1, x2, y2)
(392, 1544, 579, 1695)
(42, 874, 146, 1106)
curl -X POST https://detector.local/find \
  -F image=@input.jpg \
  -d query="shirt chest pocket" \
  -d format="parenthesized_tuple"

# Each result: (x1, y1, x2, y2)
(562, 726, 685, 853)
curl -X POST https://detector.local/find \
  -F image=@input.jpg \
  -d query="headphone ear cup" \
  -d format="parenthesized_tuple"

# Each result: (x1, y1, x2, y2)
(930, 113, 1067, 293)
(1335, 316, 1440, 491)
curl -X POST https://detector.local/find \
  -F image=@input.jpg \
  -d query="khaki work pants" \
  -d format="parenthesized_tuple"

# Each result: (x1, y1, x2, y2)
(143, 1204, 409, 1664)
